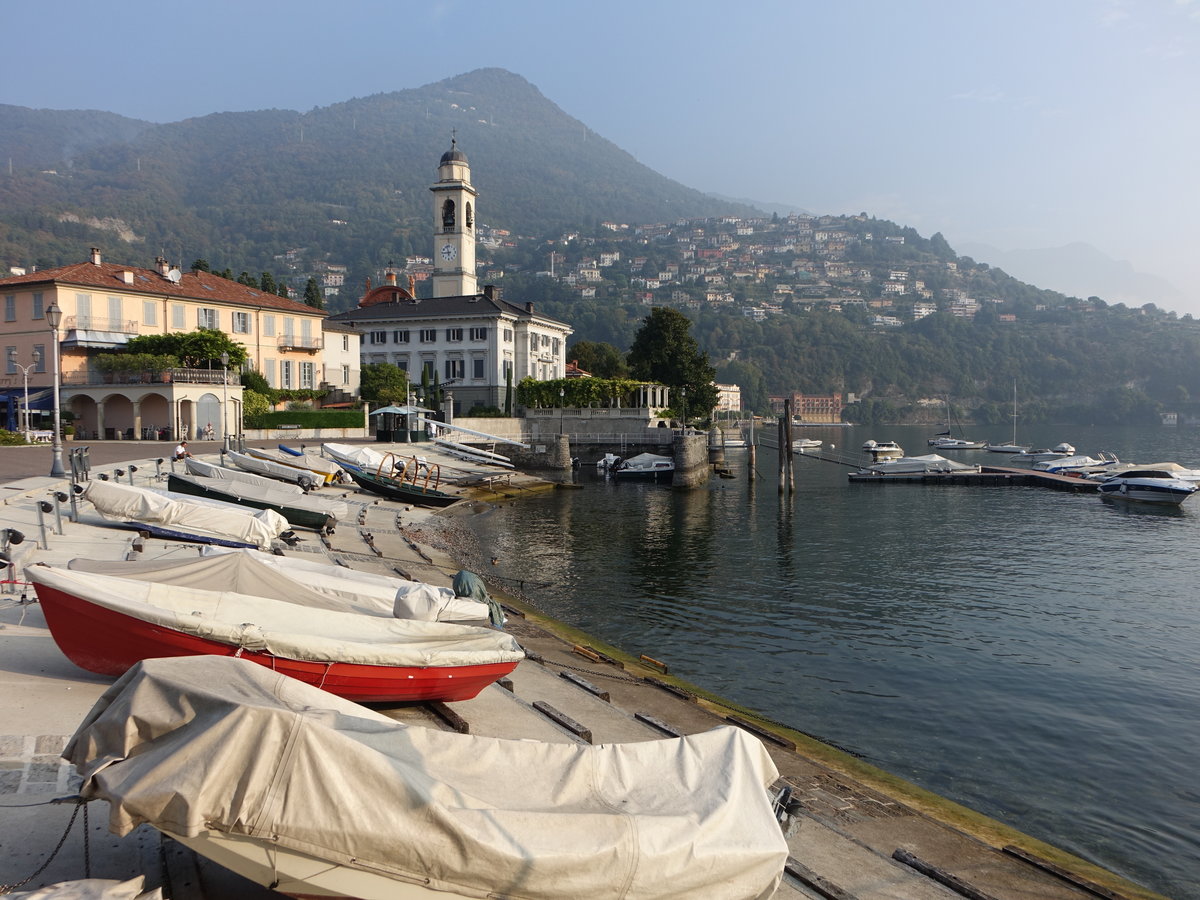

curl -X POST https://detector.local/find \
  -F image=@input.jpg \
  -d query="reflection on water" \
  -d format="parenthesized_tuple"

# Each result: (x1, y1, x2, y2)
(468, 425, 1200, 898)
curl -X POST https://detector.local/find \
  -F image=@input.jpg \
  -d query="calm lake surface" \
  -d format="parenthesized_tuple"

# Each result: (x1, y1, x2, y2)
(465, 424, 1200, 898)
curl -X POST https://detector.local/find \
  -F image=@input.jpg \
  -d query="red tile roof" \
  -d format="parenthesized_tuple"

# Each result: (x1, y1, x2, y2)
(0, 259, 325, 317)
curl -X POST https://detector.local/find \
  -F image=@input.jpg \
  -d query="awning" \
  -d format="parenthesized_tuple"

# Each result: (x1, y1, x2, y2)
(61, 330, 133, 349)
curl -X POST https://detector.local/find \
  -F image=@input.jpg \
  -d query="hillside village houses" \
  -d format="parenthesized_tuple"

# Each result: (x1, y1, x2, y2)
(0, 248, 353, 441)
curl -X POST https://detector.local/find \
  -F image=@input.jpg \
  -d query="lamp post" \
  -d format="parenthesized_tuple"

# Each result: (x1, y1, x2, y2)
(8, 348, 41, 437)
(220, 351, 230, 450)
(559, 386, 566, 435)
(45, 303, 65, 477)
(681, 387, 687, 431)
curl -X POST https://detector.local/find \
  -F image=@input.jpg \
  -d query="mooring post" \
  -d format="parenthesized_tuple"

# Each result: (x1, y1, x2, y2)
(783, 400, 795, 494)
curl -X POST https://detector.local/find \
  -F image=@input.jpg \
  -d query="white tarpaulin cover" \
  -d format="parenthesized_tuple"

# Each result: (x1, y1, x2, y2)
(10, 877, 161, 900)
(248, 447, 343, 479)
(184, 456, 305, 493)
(81, 480, 287, 549)
(67, 549, 492, 623)
(169, 472, 351, 523)
(66, 657, 787, 900)
(29, 566, 523, 668)
(223, 449, 314, 485)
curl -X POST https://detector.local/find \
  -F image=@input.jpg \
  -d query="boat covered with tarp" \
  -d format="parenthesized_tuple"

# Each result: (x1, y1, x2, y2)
(28, 565, 523, 702)
(67, 549, 499, 625)
(184, 455, 307, 493)
(64, 656, 788, 900)
(861, 454, 981, 475)
(166, 472, 349, 531)
(80, 479, 290, 549)
(222, 448, 319, 487)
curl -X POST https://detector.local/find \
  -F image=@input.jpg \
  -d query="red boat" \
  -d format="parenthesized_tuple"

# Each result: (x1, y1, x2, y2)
(28, 566, 523, 703)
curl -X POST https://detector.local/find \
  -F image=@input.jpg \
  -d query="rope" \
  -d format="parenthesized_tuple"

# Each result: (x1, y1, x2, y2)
(0, 797, 89, 894)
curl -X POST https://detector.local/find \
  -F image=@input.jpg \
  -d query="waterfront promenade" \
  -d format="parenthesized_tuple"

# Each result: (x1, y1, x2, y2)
(0, 440, 1162, 898)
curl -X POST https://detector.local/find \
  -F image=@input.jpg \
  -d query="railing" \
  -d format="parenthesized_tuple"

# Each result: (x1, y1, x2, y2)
(63, 315, 139, 334)
(278, 335, 323, 352)
(61, 368, 230, 386)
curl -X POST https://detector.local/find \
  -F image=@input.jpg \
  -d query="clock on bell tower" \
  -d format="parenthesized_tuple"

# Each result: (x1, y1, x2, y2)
(430, 137, 478, 298)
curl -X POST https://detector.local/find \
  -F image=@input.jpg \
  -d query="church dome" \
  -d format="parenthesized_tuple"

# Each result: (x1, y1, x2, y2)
(440, 139, 468, 166)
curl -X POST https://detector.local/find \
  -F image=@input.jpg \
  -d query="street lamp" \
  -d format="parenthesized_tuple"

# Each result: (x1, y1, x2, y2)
(220, 351, 230, 450)
(559, 386, 566, 435)
(45, 302, 65, 477)
(681, 386, 687, 430)
(7, 348, 41, 436)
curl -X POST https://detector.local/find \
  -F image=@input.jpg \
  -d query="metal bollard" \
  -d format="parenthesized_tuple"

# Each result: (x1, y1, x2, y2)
(36, 500, 52, 549)
(52, 491, 67, 535)
(155, 458, 164, 481)
(128, 464, 138, 485)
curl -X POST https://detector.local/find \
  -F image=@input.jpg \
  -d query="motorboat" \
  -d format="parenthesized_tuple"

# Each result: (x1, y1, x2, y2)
(1096, 469, 1198, 506)
(79, 479, 290, 550)
(344, 453, 464, 507)
(860, 454, 981, 475)
(792, 438, 822, 452)
(166, 472, 349, 531)
(222, 448, 320, 487)
(1086, 461, 1200, 484)
(27, 565, 523, 702)
(862, 440, 904, 461)
(1013, 443, 1076, 463)
(64, 656, 788, 900)
(612, 452, 675, 481)
(596, 452, 621, 472)
(1032, 452, 1120, 474)
(66, 549, 499, 625)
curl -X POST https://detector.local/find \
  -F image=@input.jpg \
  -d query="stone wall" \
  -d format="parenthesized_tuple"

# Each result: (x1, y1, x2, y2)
(672, 432, 711, 488)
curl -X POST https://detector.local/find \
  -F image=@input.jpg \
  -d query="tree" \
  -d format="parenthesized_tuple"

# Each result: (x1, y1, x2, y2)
(359, 363, 409, 406)
(190, 259, 211, 273)
(237, 272, 259, 288)
(567, 340, 629, 378)
(260, 272, 277, 295)
(123, 329, 246, 369)
(304, 277, 324, 310)
(627, 307, 718, 418)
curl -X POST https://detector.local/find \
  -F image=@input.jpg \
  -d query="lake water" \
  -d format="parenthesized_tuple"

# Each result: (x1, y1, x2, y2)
(464, 424, 1200, 899)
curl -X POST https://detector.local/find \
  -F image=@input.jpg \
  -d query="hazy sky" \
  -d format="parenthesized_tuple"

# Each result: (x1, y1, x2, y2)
(4, 0, 1198, 312)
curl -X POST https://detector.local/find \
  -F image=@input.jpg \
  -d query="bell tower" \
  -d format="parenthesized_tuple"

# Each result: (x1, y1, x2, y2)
(430, 137, 478, 298)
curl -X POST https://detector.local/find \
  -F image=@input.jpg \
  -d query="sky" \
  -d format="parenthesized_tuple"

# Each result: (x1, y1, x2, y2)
(4, 0, 1198, 313)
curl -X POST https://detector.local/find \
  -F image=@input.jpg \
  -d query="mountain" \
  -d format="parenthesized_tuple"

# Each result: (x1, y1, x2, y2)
(0, 69, 754, 280)
(956, 241, 1183, 310)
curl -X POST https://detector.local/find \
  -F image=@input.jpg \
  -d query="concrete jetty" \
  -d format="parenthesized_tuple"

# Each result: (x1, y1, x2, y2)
(0, 440, 1161, 899)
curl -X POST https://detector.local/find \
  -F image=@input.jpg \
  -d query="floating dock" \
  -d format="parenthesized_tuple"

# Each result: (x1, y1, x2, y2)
(848, 465, 1100, 492)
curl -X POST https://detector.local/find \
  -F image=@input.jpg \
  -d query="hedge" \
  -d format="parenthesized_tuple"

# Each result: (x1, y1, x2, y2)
(250, 410, 364, 429)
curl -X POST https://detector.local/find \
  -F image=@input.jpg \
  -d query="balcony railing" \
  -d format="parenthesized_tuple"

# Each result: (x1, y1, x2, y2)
(278, 335, 323, 352)
(63, 315, 139, 334)
(62, 368, 231, 387)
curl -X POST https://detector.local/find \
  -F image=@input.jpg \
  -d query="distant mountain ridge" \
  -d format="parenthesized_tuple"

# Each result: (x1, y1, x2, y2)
(0, 69, 755, 275)
(956, 241, 1182, 309)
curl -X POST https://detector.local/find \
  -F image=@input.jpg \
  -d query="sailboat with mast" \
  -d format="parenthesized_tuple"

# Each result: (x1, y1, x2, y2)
(927, 397, 986, 449)
(986, 382, 1031, 453)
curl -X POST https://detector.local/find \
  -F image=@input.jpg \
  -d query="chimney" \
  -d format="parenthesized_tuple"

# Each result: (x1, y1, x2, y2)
(525, 301, 535, 314)
(89, 247, 102, 266)
(483, 284, 494, 301)
(155, 256, 171, 276)
(122, 271, 135, 285)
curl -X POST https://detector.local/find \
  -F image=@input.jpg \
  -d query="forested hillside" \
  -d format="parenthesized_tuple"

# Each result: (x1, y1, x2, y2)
(0, 69, 751, 279)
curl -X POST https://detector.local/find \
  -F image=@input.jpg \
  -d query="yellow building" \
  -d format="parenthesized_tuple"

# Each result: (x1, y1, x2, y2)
(0, 248, 327, 441)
